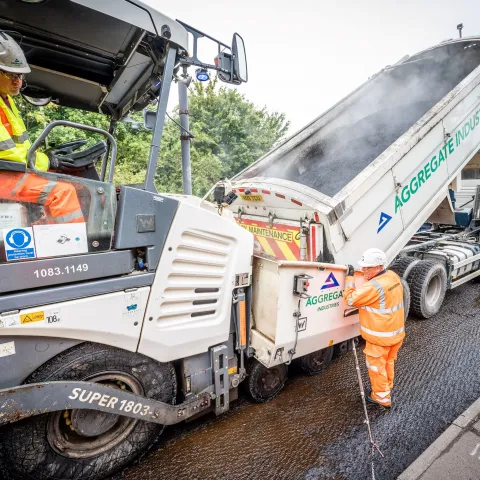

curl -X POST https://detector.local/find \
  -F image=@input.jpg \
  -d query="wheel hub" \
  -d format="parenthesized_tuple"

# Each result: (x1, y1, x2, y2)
(70, 408, 120, 437)
(47, 371, 143, 458)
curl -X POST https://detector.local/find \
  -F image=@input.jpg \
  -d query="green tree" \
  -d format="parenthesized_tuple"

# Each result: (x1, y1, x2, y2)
(18, 78, 289, 196)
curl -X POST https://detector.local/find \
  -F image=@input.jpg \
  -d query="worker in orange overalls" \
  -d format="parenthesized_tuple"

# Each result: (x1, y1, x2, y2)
(344, 248, 405, 408)
(0, 32, 84, 224)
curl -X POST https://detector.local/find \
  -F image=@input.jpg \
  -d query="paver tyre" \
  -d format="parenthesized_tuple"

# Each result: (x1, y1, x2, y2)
(247, 359, 287, 403)
(0, 342, 177, 480)
(407, 260, 447, 319)
(299, 346, 334, 375)
(389, 255, 419, 279)
(401, 278, 411, 320)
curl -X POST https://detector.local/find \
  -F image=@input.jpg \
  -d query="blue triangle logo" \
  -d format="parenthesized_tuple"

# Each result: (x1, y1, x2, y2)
(377, 212, 392, 233)
(321, 272, 340, 290)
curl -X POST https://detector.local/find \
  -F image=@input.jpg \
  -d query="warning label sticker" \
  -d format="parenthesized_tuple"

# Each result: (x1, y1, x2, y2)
(20, 311, 45, 325)
(3, 227, 36, 261)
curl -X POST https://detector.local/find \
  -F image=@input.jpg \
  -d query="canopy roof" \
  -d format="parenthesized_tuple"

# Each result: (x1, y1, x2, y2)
(0, 0, 188, 119)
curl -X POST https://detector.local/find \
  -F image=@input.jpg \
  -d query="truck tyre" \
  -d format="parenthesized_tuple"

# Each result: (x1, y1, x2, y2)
(390, 255, 419, 279)
(401, 278, 410, 320)
(407, 260, 447, 319)
(299, 346, 334, 375)
(0, 342, 176, 480)
(247, 359, 287, 403)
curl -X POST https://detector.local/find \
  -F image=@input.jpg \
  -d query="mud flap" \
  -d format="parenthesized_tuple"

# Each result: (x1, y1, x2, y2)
(0, 381, 211, 426)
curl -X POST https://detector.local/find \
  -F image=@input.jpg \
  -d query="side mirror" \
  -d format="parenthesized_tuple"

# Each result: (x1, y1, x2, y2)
(143, 110, 156, 130)
(232, 33, 248, 83)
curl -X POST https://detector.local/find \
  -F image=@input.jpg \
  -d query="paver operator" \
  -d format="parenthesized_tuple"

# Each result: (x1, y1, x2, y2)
(0, 32, 84, 224)
(344, 248, 405, 408)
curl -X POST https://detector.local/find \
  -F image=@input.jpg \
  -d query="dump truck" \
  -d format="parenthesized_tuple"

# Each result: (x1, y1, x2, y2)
(1, 1, 480, 479)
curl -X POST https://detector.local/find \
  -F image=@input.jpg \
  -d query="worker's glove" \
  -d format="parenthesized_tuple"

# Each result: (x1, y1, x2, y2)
(346, 264, 355, 276)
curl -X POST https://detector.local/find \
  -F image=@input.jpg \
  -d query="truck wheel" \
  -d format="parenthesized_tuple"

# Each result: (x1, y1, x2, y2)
(401, 278, 411, 320)
(407, 260, 447, 319)
(299, 346, 334, 375)
(247, 359, 287, 403)
(0, 342, 176, 480)
(390, 255, 419, 279)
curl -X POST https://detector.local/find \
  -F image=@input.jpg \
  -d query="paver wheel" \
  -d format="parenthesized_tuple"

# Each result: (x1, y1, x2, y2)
(0, 342, 177, 480)
(247, 359, 287, 403)
(299, 346, 334, 375)
(390, 255, 419, 279)
(407, 260, 447, 319)
(401, 278, 411, 320)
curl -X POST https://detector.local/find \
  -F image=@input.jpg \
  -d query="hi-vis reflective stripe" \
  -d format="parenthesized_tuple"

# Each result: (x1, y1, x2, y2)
(374, 396, 391, 404)
(370, 278, 386, 310)
(361, 302, 404, 314)
(50, 209, 84, 223)
(0, 138, 16, 151)
(347, 298, 354, 306)
(345, 282, 355, 288)
(12, 132, 29, 143)
(376, 390, 391, 398)
(365, 359, 379, 372)
(360, 325, 405, 338)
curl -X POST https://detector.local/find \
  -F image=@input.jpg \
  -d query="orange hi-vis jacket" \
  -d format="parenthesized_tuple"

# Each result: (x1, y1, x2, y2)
(344, 270, 405, 346)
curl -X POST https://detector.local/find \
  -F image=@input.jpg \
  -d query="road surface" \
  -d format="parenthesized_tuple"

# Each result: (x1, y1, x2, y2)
(123, 282, 480, 480)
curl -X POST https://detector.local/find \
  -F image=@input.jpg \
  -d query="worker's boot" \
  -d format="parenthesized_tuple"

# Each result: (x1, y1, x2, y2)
(366, 391, 391, 409)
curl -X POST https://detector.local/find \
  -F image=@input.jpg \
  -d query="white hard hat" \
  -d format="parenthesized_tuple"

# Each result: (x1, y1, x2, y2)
(358, 248, 387, 268)
(0, 32, 30, 74)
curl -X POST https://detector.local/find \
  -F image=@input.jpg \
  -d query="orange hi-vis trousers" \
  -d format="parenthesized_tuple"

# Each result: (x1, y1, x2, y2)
(364, 340, 403, 407)
(0, 171, 84, 224)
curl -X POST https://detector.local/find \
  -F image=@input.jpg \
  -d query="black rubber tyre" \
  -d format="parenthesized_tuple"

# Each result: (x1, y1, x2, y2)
(389, 255, 418, 279)
(299, 346, 334, 375)
(407, 260, 447, 319)
(333, 341, 348, 358)
(0, 342, 176, 480)
(247, 359, 287, 403)
(401, 278, 411, 320)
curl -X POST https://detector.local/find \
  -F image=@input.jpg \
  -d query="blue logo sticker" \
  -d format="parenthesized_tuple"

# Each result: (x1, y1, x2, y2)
(126, 304, 138, 312)
(321, 272, 340, 290)
(377, 212, 392, 233)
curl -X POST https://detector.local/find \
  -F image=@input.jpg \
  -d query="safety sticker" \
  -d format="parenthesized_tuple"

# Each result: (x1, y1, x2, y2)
(0, 341, 15, 359)
(3, 227, 36, 261)
(20, 311, 45, 325)
(240, 194, 263, 202)
(44, 308, 62, 325)
(33, 223, 88, 258)
(123, 292, 141, 318)
(0, 313, 20, 328)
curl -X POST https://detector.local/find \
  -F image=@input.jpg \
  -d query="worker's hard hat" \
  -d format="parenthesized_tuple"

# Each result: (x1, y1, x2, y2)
(0, 32, 30, 74)
(358, 248, 387, 268)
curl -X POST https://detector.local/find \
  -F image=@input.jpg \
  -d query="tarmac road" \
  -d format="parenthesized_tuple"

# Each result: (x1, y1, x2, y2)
(122, 282, 480, 480)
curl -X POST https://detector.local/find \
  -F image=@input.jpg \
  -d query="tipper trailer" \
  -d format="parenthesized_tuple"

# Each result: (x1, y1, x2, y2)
(0, 2, 479, 479)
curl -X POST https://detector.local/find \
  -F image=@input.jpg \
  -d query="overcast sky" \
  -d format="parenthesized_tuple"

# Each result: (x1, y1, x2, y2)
(147, 0, 480, 134)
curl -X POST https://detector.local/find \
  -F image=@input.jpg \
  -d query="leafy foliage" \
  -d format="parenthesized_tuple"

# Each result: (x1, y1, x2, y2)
(18, 78, 289, 195)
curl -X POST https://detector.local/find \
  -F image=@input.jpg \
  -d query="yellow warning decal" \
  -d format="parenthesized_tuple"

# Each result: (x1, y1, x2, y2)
(20, 311, 44, 325)
(242, 224, 294, 243)
(240, 194, 263, 202)
(228, 366, 238, 375)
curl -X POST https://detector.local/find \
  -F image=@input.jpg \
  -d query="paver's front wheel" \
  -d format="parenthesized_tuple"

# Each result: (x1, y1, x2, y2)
(247, 359, 287, 403)
(299, 346, 334, 375)
(0, 342, 177, 480)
